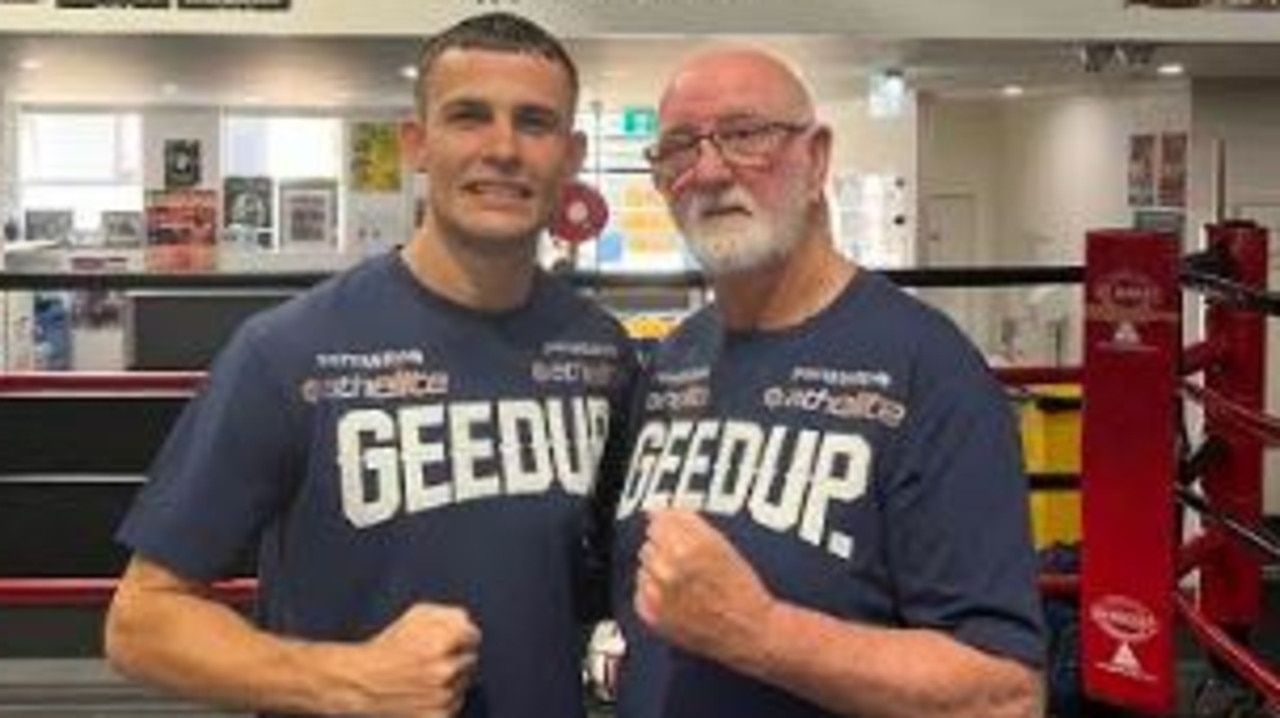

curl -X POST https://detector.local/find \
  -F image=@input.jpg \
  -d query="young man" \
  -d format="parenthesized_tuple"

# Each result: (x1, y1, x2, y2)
(611, 47, 1045, 718)
(105, 13, 635, 718)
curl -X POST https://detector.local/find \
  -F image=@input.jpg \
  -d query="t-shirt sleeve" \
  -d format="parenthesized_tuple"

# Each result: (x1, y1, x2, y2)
(882, 349, 1046, 668)
(116, 321, 303, 582)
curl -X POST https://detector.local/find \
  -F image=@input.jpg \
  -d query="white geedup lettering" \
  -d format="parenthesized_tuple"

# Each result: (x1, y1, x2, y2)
(617, 419, 870, 560)
(336, 396, 610, 528)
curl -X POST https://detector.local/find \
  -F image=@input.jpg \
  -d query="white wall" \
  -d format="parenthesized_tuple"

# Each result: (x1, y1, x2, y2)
(918, 97, 1003, 351)
(1190, 78, 1280, 515)
(820, 93, 918, 268)
(921, 82, 1190, 365)
(0, 92, 13, 229)
(994, 86, 1190, 263)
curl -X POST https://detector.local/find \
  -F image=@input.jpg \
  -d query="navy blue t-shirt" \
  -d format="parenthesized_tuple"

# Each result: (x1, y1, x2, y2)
(118, 251, 637, 718)
(611, 271, 1044, 718)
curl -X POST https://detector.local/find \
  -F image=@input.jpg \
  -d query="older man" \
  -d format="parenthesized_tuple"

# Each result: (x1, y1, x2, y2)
(611, 47, 1045, 718)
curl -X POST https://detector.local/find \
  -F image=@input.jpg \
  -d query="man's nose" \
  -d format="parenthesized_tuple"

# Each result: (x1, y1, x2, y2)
(483, 119, 520, 165)
(677, 137, 734, 189)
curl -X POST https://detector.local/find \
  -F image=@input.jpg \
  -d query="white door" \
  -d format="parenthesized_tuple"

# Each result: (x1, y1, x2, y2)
(920, 193, 983, 350)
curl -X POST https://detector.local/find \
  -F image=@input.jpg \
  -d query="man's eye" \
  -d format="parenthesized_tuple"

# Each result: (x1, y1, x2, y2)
(658, 137, 696, 157)
(516, 111, 559, 134)
(446, 108, 489, 124)
(719, 126, 766, 144)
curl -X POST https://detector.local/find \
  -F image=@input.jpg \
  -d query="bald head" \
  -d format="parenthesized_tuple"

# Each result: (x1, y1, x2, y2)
(658, 47, 816, 128)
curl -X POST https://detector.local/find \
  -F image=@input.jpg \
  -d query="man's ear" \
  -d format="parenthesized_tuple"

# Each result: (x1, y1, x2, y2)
(806, 124, 833, 202)
(400, 117, 429, 173)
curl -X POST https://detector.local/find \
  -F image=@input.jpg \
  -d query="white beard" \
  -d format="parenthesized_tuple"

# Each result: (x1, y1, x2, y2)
(677, 185, 808, 277)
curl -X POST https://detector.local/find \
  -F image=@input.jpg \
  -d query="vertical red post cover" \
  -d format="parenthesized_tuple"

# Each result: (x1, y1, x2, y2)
(1081, 230, 1180, 715)
(1201, 221, 1268, 627)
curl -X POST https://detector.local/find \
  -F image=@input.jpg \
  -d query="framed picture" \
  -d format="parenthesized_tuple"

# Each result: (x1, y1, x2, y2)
(280, 179, 338, 248)
(224, 176, 275, 249)
(164, 139, 202, 189)
(101, 210, 145, 247)
(24, 209, 74, 242)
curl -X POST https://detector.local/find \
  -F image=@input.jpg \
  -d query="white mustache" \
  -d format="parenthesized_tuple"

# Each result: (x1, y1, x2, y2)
(683, 186, 757, 221)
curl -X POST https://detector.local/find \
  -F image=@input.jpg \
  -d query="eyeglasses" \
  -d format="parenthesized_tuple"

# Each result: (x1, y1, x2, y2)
(643, 120, 811, 184)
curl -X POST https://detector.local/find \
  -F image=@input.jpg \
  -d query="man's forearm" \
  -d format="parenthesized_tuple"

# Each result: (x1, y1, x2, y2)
(105, 581, 362, 715)
(733, 600, 1043, 718)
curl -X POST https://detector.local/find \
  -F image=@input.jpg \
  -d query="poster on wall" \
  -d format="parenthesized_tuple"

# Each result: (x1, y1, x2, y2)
(145, 189, 218, 271)
(349, 122, 403, 193)
(1158, 132, 1188, 208)
(832, 172, 911, 268)
(164, 139, 202, 189)
(67, 253, 130, 331)
(280, 179, 338, 249)
(224, 176, 274, 248)
(1127, 134, 1156, 208)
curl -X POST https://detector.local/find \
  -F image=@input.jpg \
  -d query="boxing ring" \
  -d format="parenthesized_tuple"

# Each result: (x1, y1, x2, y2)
(1, 236, 1277, 716)
(1078, 222, 1280, 716)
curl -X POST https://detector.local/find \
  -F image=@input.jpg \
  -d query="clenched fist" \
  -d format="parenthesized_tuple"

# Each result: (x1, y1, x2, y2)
(635, 510, 776, 673)
(348, 603, 481, 718)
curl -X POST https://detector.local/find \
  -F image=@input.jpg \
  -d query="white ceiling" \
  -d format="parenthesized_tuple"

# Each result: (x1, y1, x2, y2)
(4, 1, 1280, 109)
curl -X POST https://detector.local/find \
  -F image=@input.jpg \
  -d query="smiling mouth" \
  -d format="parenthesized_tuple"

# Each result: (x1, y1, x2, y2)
(700, 205, 751, 220)
(464, 180, 533, 201)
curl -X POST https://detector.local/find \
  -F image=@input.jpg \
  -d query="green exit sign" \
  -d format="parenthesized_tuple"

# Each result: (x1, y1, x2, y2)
(622, 107, 658, 137)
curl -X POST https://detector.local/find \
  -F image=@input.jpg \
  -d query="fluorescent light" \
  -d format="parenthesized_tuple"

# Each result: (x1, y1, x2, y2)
(19, 58, 42, 71)
(400, 64, 419, 80)
(1157, 63, 1185, 76)
(1001, 85, 1025, 97)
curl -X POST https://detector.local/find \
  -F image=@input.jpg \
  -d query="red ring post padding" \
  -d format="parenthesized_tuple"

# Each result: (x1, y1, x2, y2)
(1080, 230, 1181, 715)
(1201, 222, 1270, 631)
(0, 578, 254, 607)
(0, 371, 205, 394)
(0, 574, 1078, 607)
(994, 366, 1083, 386)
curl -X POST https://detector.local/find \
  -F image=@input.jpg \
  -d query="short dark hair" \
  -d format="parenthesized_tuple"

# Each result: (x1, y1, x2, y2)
(415, 12, 579, 118)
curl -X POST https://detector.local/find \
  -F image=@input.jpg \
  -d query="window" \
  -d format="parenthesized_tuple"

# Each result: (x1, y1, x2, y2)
(18, 111, 143, 238)
(223, 115, 343, 180)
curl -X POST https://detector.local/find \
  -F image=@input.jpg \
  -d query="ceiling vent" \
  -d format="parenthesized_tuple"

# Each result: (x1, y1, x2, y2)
(1128, 0, 1280, 9)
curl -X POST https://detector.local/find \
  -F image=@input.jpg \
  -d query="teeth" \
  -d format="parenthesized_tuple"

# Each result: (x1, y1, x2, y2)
(471, 182, 525, 198)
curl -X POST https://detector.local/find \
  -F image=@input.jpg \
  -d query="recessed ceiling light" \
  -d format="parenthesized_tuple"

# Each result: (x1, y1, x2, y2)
(400, 64, 419, 80)
(19, 58, 42, 71)
(1001, 85, 1025, 97)
(1157, 63, 1185, 76)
